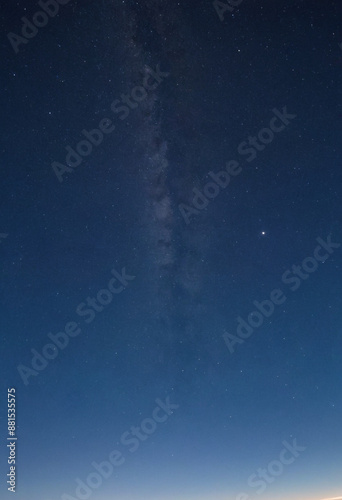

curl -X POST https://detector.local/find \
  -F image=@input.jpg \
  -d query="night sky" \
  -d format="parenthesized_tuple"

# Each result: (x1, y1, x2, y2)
(1, 1, 342, 499)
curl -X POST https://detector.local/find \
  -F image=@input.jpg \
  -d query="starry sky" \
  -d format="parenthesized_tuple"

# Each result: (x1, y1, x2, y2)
(1, 1, 342, 499)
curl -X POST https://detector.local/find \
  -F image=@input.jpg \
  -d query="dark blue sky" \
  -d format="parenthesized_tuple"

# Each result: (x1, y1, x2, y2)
(1, 1, 342, 499)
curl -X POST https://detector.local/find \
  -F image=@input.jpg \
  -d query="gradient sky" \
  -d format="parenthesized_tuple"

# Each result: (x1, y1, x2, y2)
(1, 0, 342, 499)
